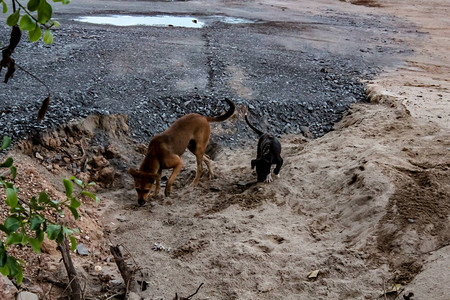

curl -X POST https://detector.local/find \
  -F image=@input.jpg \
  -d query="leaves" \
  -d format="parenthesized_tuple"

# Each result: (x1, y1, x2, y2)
(37, 0, 52, 24)
(69, 235, 77, 251)
(19, 14, 36, 31)
(28, 237, 42, 253)
(4, 216, 21, 233)
(43, 29, 53, 44)
(5, 188, 18, 208)
(27, 0, 40, 11)
(6, 9, 20, 26)
(82, 190, 100, 203)
(0, 157, 13, 168)
(1, 1, 7, 14)
(28, 24, 42, 42)
(63, 178, 73, 197)
(30, 214, 45, 230)
(1, 136, 11, 150)
(46, 223, 61, 240)
(6, 232, 24, 245)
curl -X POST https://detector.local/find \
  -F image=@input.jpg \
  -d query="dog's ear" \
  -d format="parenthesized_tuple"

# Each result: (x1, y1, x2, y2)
(251, 159, 258, 169)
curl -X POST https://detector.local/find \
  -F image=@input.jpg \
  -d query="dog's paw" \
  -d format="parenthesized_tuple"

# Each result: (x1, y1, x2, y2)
(265, 173, 273, 183)
(275, 173, 280, 179)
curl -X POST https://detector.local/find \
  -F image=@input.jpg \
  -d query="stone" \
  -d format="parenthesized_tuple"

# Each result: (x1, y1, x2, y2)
(91, 155, 109, 169)
(76, 243, 89, 256)
(0, 275, 17, 300)
(98, 167, 115, 186)
(16, 291, 39, 300)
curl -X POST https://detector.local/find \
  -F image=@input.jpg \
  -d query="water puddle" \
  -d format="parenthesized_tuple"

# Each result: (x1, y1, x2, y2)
(75, 15, 257, 28)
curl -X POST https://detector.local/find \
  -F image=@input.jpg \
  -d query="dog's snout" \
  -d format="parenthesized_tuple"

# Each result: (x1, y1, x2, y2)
(138, 198, 145, 206)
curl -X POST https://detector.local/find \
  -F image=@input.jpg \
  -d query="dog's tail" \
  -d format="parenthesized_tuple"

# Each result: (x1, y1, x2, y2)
(206, 98, 235, 122)
(245, 112, 264, 136)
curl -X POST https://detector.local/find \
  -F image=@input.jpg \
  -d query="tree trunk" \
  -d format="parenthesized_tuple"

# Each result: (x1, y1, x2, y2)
(58, 237, 83, 300)
(110, 245, 141, 297)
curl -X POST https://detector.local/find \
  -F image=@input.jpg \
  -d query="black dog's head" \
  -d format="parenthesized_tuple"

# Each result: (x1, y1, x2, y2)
(251, 158, 271, 182)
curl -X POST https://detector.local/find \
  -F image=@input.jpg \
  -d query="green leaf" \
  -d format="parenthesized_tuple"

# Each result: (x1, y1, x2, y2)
(6, 256, 20, 277)
(68, 206, 79, 220)
(0, 242, 6, 268)
(4, 216, 21, 233)
(43, 29, 53, 44)
(30, 214, 45, 231)
(0, 261, 10, 276)
(37, 0, 52, 24)
(0, 224, 9, 234)
(1, 1, 7, 14)
(82, 191, 100, 203)
(16, 265, 23, 284)
(63, 178, 73, 197)
(1, 136, 11, 150)
(10, 166, 17, 180)
(46, 223, 61, 240)
(62, 226, 73, 236)
(6, 9, 20, 26)
(6, 233, 24, 245)
(0, 157, 13, 168)
(71, 176, 83, 187)
(70, 197, 81, 209)
(69, 235, 77, 251)
(56, 231, 64, 244)
(52, 20, 60, 27)
(6, 188, 18, 208)
(19, 14, 36, 31)
(28, 237, 42, 254)
(38, 191, 50, 204)
(28, 0, 40, 11)
(29, 24, 42, 42)
(37, 229, 44, 242)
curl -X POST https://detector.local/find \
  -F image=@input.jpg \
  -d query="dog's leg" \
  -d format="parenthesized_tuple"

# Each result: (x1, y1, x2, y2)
(203, 154, 214, 179)
(273, 157, 283, 179)
(154, 170, 162, 196)
(191, 153, 204, 186)
(265, 173, 273, 183)
(165, 156, 184, 197)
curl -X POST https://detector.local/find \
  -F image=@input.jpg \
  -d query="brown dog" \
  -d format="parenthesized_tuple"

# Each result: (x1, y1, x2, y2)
(129, 99, 235, 205)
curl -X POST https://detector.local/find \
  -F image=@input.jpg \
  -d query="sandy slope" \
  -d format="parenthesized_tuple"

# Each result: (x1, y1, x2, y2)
(100, 0, 450, 297)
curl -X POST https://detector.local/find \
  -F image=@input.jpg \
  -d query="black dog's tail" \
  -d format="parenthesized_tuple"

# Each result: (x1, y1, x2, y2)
(206, 98, 235, 123)
(245, 112, 264, 136)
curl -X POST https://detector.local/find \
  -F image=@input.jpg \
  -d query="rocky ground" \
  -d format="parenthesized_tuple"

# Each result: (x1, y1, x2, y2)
(0, 0, 449, 299)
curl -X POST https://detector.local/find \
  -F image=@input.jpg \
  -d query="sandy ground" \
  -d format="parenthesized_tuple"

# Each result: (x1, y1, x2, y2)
(1, 0, 449, 299)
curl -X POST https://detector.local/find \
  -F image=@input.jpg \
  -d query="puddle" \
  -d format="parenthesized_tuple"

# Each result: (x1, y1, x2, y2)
(76, 15, 205, 28)
(75, 15, 257, 28)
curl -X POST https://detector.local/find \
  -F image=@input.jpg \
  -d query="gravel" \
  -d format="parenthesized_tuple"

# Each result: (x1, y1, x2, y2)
(0, 6, 413, 146)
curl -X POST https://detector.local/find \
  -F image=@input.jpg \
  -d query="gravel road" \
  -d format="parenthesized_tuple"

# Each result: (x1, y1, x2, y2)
(0, 0, 413, 145)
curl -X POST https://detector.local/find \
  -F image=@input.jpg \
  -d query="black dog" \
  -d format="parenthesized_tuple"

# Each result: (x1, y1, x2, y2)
(245, 112, 283, 183)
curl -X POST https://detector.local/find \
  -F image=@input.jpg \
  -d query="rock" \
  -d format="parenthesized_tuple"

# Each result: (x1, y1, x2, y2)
(91, 155, 109, 169)
(98, 167, 115, 186)
(16, 291, 39, 300)
(105, 144, 120, 159)
(0, 275, 17, 300)
(127, 291, 142, 300)
(76, 243, 89, 256)
(35, 152, 44, 160)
